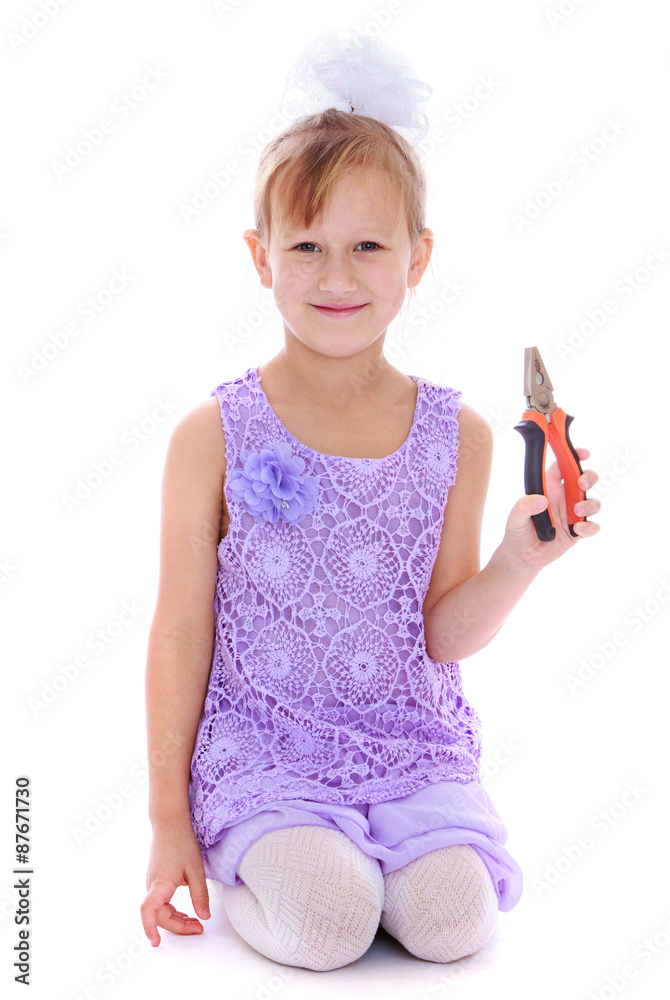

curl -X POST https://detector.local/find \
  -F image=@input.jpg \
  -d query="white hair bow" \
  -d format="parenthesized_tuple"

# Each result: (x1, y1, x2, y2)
(278, 28, 433, 151)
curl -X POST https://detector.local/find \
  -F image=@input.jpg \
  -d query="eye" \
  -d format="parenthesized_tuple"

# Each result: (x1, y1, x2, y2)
(356, 241, 381, 252)
(294, 242, 320, 252)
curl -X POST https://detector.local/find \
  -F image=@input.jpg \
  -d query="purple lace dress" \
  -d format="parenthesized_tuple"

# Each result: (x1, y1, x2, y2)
(188, 366, 522, 911)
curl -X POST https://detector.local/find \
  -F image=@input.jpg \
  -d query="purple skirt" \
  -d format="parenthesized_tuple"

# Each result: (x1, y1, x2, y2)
(201, 779, 522, 912)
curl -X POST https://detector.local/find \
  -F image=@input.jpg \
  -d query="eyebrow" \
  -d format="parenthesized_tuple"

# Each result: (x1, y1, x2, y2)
(283, 224, 397, 238)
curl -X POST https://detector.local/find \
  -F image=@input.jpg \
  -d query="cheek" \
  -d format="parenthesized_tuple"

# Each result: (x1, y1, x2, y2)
(272, 269, 309, 311)
(278, 265, 311, 295)
(377, 267, 409, 303)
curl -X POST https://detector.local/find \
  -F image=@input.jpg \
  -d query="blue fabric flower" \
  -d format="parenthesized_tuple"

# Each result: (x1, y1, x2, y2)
(229, 441, 318, 524)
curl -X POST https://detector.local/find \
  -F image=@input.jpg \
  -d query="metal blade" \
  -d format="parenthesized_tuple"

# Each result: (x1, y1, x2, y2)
(523, 346, 556, 414)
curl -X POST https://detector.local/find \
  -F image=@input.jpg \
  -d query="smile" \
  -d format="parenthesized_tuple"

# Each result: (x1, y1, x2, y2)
(310, 304, 367, 317)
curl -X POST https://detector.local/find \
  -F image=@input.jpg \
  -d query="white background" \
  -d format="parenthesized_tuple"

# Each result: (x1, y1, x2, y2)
(2, 1, 669, 998)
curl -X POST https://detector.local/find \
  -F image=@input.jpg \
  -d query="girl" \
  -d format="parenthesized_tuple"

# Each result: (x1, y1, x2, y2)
(140, 30, 600, 972)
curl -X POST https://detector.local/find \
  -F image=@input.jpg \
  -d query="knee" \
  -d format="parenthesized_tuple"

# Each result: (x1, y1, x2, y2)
(381, 844, 498, 964)
(228, 825, 384, 971)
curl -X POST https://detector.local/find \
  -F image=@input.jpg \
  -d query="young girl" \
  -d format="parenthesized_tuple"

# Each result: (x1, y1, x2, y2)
(140, 30, 600, 972)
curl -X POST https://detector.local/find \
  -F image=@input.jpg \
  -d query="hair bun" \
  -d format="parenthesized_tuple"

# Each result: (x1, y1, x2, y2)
(278, 28, 432, 150)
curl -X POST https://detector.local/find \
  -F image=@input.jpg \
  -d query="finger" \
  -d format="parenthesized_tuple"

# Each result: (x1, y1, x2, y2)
(544, 462, 598, 500)
(186, 865, 211, 921)
(506, 494, 547, 534)
(156, 902, 204, 936)
(574, 497, 601, 517)
(545, 459, 595, 489)
(140, 897, 162, 948)
(571, 519, 600, 537)
(140, 881, 177, 947)
(578, 468, 598, 491)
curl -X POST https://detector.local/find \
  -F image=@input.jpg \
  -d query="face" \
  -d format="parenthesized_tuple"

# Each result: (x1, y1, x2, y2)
(246, 165, 432, 362)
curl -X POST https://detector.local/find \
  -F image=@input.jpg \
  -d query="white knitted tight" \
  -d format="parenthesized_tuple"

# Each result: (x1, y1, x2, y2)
(218, 824, 498, 972)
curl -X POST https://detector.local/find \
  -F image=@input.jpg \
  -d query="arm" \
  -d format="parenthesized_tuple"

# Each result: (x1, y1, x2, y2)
(423, 404, 600, 663)
(140, 397, 225, 946)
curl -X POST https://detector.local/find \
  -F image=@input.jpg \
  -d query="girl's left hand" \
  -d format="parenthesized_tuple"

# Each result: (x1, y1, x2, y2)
(501, 447, 601, 573)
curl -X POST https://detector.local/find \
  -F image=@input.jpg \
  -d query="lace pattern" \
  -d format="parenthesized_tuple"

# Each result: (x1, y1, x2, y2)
(190, 367, 482, 849)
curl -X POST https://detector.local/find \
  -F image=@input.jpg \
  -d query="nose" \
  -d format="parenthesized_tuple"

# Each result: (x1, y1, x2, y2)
(317, 251, 358, 295)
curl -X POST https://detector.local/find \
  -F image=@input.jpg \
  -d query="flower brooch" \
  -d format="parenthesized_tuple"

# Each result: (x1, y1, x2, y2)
(228, 441, 318, 524)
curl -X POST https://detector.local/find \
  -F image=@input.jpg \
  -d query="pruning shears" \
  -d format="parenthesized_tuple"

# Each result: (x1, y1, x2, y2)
(514, 346, 587, 542)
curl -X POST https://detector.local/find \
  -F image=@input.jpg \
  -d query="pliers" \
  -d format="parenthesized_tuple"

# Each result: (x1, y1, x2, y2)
(514, 346, 587, 542)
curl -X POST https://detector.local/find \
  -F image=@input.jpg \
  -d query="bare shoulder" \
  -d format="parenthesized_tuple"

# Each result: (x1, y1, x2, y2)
(171, 394, 225, 445)
(160, 395, 227, 545)
(455, 401, 493, 466)
(167, 396, 226, 485)
(450, 399, 492, 508)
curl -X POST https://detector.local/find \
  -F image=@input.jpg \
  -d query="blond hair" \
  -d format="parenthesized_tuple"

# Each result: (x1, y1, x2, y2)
(251, 108, 427, 246)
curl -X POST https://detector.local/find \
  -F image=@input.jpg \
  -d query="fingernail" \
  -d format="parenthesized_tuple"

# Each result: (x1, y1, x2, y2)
(202, 907, 210, 918)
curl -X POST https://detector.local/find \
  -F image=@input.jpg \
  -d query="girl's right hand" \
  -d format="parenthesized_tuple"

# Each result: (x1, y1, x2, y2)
(140, 819, 211, 947)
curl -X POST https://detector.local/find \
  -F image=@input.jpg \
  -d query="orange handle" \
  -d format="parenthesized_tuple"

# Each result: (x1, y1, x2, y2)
(515, 408, 587, 540)
(546, 407, 586, 535)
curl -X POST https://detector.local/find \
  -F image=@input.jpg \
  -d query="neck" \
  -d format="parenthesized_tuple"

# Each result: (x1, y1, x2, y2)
(259, 340, 398, 412)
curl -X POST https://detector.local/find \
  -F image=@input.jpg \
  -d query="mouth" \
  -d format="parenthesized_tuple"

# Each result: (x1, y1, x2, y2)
(310, 303, 368, 318)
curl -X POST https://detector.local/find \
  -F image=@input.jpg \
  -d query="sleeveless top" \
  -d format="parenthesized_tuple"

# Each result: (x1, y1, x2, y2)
(189, 366, 482, 850)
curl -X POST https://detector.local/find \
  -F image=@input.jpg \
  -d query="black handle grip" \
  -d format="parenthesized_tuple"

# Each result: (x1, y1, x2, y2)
(514, 418, 555, 542)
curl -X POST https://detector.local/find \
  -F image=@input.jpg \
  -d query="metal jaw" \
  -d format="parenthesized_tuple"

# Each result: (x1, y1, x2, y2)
(523, 346, 556, 417)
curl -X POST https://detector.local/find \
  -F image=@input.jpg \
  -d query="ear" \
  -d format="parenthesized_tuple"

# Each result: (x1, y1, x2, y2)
(407, 228, 434, 288)
(244, 229, 273, 288)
